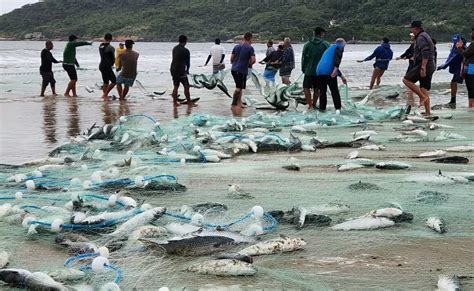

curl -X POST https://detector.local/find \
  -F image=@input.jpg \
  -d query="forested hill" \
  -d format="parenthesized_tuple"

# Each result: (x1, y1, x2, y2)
(0, 0, 472, 42)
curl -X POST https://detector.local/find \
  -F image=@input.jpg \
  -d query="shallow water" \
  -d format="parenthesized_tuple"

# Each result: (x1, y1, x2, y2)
(0, 41, 473, 290)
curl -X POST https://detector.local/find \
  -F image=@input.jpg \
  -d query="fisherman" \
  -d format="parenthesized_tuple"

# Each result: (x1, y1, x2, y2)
(316, 38, 348, 113)
(358, 37, 393, 89)
(170, 35, 194, 106)
(456, 28, 474, 107)
(204, 38, 225, 74)
(435, 34, 467, 109)
(40, 40, 61, 97)
(396, 33, 416, 114)
(98, 33, 116, 100)
(115, 42, 125, 72)
(280, 37, 295, 84)
(62, 35, 92, 97)
(230, 32, 256, 108)
(301, 26, 329, 109)
(402, 21, 436, 116)
(259, 43, 284, 85)
(116, 40, 139, 101)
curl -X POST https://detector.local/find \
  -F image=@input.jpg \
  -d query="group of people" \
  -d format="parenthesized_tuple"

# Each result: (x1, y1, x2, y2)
(39, 22, 474, 113)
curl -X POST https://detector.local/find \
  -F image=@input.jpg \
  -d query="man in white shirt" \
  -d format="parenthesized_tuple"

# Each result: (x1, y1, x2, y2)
(205, 38, 225, 73)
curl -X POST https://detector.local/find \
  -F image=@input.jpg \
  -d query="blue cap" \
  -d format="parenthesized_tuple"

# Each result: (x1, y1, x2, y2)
(451, 34, 461, 43)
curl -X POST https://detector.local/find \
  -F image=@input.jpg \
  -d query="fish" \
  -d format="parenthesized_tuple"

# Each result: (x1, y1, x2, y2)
(237, 235, 306, 256)
(346, 150, 359, 159)
(308, 203, 350, 215)
(0, 269, 66, 290)
(430, 156, 469, 164)
(46, 269, 86, 281)
(187, 259, 256, 276)
(445, 145, 474, 152)
(338, 163, 365, 172)
(109, 207, 166, 237)
(341, 158, 377, 167)
(128, 225, 168, 241)
(428, 122, 454, 130)
(367, 208, 403, 219)
(352, 134, 371, 141)
(165, 222, 201, 236)
(437, 274, 460, 291)
(418, 150, 446, 158)
(352, 130, 378, 138)
(406, 115, 430, 123)
(0, 268, 32, 288)
(434, 131, 466, 142)
(358, 144, 386, 151)
(190, 202, 228, 214)
(140, 235, 236, 256)
(283, 163, 301, 171)
(375, 161, 411, 170)
(425, 217, 446, 233)
(0, 251, 8, 268)
(400, 129, 428, 137)
(57, 240, 98, 255)
(294, 207, 309, 229)
(331, 217, 395, 231)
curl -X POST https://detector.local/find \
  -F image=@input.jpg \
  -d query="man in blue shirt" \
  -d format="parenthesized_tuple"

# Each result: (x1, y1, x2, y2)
(230, 32, 256, 108)
(358, 37, 393, 89)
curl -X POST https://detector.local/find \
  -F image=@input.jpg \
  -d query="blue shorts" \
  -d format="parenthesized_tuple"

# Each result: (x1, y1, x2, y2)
(263, 69, 277, 81)
(117, 75, 135, 87)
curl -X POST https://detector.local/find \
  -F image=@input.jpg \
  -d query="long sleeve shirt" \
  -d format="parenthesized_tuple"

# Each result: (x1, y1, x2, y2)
(63, 41, 92, 65)
(40, 49, 59, 72)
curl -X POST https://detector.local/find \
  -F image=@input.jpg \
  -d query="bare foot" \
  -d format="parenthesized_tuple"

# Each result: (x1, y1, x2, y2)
(119, 97, 126, 101)
(52, 93, 58, 96)
(187, 102, 198, 107)
(418, 95, 429, 108)
(173, 102, 181, 107)
(40, 94, 45, 97)
(64, 93, 71, 97)
(72, 95, 78, 97)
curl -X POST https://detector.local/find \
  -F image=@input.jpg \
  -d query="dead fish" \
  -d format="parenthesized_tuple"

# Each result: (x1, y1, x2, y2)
(425, 217, 446, 233)
(430, 156, 469, 164)
(187, 259, 256, 276)
(237, 235, 306, 256)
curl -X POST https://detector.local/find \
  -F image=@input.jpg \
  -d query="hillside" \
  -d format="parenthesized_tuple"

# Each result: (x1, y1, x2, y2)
(0, 0, 472, 42)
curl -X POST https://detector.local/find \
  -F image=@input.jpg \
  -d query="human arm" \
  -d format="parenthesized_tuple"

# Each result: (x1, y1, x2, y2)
(220, 54, 225, 64)
(204, 54, 211, 66)
(74, 58, 80, 68)
(72, 41, 93, 48)
(301, 44, 307, 72)
(332, 47, 343, 77)
(259, 55, 270, 64)
(359, 47, 378, 62)
(398, 44, 414, 60)
(457, 42, 474, 59)
(185, 50, 190, 74)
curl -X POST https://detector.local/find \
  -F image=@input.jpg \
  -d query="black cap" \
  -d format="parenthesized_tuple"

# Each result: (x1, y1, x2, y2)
(410, 21, 422, 28)
(314, 27, 327, 35)
(124, 39, 135, 46)
(383, 37, 389, 43)
(69, 34, 78, 41)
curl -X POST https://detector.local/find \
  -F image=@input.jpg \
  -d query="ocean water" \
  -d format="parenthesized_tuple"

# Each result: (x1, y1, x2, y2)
(0, 41, 473, 290)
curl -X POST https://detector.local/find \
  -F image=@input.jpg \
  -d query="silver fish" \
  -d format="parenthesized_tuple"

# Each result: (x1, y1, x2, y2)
(187, 259, 256, 276)
(237, 235, 306, 256)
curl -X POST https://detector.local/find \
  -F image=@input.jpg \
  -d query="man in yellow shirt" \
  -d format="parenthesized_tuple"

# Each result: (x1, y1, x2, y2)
(115, 43, 125, 71)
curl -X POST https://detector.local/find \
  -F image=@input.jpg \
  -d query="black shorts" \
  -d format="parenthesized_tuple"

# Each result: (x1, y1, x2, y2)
(63, 64, 77, 80)
(172, 75, 189, 87)
(404, 65, 435, 91)
(40, 71, 56, 86)
(303, 75, 320, 90)
(231, 70, 247, 89)
(451, 74, 463, 84)
(100, 67, 117, 84)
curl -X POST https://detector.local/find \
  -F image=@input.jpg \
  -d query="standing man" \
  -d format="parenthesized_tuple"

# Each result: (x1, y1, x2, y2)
(62, 35, 92, 97)
(116, 40, 139, 101)
(396, 33, 416, 113)
(40, 41, 61, 97)
(204, 38, 225, 74)
(435, 34, 466, 109)
(170, 35, 194, 106)
(316, 38, 348, 113)
(260, 44, 284, 85)
(456, 28, 474, 107)
(230, 32, 256, 108)
(301, 27, 329, 109)
(265, 39, 275, 57)
(115, 42, 125, 72)
(358, 37, 393, 89)
(402, 21, 436, 116)
(280, 37, 295, 84)
(99, 33, 116, 100)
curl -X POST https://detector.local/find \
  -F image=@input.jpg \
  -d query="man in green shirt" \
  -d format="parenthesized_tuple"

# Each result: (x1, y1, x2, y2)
(62, 35, 92, 97)
(301, 27, 329, 109)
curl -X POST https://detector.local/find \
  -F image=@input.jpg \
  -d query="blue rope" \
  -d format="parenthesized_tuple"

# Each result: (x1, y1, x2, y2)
(105, 263, 123, 284)
(64, 252, 98, 268)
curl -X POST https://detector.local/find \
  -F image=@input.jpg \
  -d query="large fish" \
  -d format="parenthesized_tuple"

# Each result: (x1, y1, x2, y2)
(425, 217, 446, 233)
(140, 235, 236, 256)
(187, 259, 256, 276)
(332, 217, 395, 231)
(430, 156, 469, 164)
(308, 203, 350, 215)
(109, 207, 166, 237)
(0, 269, 66, 290)
(445, 145, 474, 152)
(437, 274, 460, 291)
(375, 161, 411, 170)
(128, 225, 168, 241)
(0, 251, 8, 269)
(237, 235, 306, 256)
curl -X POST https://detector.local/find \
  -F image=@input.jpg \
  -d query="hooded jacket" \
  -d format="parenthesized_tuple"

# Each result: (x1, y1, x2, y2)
(438, 34, 465, 75)
(364, 42, 393, 70)
(316, 43, 344, 76)
(301, 37, 329, 76)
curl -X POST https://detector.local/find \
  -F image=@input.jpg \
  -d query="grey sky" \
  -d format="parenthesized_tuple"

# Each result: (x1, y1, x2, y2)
(0, 0, 39, 15)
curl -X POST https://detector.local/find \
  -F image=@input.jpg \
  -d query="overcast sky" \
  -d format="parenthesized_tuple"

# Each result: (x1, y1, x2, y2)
(0, 0, 39, 15)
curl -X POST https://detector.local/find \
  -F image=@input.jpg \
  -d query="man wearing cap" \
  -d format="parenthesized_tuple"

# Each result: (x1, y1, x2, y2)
(435, 34, 467, 109)
(403, 21, 436, 116)
(62, 35, 92, 97)
(115, 42, 125, 72)
(358, 37, 393, 89)
(301, 27, 329, 109)
(116, 40, 139, 100)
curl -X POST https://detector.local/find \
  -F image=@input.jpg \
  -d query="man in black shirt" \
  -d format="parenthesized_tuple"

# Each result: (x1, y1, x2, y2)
(170, 35, 194, 106)
(40, 41, 61, 96)
(99, 33, 116, 99)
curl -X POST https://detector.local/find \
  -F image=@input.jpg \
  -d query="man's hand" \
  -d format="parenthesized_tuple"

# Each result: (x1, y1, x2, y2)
(341, 75, 347, 84)
(455, 40, 463, 49)
(420, 67, 426, 78)
(331, 68, 338, 78)
(395, 57, 401, 60)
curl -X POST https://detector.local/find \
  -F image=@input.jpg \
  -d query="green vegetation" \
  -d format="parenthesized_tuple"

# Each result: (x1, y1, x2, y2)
(0, 0, 472, 42)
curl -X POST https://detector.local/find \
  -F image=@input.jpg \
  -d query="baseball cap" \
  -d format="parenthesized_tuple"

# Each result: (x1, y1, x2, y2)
(410, 21, 422, 28)
(69, 35, 78, 41)
(124, 39, 135, 46)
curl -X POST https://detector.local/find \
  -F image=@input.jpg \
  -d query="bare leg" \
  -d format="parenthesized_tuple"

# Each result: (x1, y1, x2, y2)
(117, 84, 123, 100)
(183, 85, 196, 106)
(402, 78, 429, 107)
(40, 84, 47, 97)
(232, 89, 242, 107)
(64, 80, 74, 97)
(450, 81, 457, 104)
(421, 88, 431, 115)
(102, 81, 109, 98)
(376, 69, 385, 87)
(172, 85, 180, 106)
(51, 84, 57, 96)
(282, 76, 291, 85)
(406, 90, 414, 106)
(303, 88, 313, 109)
(469, 99, 474, 108)
(369, 68, 377, 89)
(121, 86, 129, 100)
(103, 83, 116, 99)
(71, 80, 78, 97)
